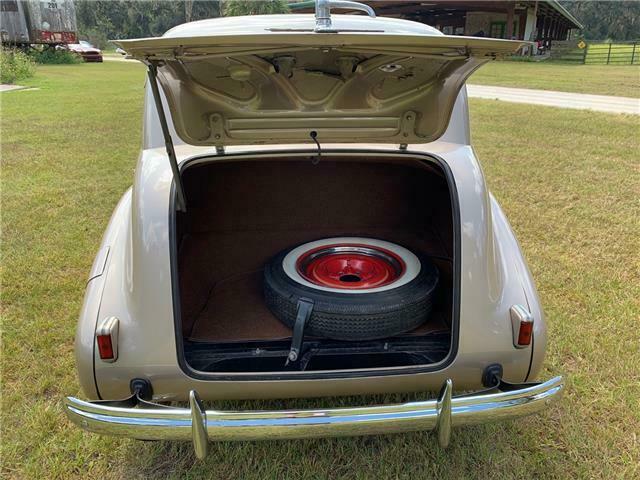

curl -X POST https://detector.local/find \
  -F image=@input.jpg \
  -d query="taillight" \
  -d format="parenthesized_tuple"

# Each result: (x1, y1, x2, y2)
(516, 319, 533, 346)
(96, 316, 119, 362)
(510, 305, 533, 349)
(97, 334, 114, 360)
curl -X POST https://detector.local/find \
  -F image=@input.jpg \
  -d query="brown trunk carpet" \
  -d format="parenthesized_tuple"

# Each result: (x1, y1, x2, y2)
(186, 268, 449, 343)
(178, 158, 454, 343)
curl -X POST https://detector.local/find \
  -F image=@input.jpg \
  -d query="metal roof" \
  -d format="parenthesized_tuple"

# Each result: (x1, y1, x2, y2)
(289, 1, 584, 30)
(545, 1, 584, 30)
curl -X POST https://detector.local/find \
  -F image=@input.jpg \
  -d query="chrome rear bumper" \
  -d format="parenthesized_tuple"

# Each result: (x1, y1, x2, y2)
(65, 376, 563, 459)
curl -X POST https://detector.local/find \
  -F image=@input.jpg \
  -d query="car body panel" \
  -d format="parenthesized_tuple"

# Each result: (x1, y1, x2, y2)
(114, 14, 524, 147)
(69, 11, 558, 453)
(66, 42, 103, 62)
(78, 85, 542, 401)
(75, 189, 131, 399)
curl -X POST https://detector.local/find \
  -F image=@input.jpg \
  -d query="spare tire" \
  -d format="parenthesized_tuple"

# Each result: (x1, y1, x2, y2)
(263, 237, 439, 341)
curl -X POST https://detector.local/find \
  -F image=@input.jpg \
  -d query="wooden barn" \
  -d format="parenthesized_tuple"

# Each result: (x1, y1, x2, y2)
(290, 1, 583, 49)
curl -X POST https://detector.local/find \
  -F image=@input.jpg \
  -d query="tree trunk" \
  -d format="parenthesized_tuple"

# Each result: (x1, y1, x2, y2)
(185, 0, 193, 23)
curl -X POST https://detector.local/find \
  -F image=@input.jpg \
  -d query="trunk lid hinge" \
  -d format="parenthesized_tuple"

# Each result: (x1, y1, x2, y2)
(147, 63, 187, 212)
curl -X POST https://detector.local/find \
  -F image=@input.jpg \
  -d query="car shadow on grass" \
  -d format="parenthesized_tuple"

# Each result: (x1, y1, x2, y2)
(119, 392, 568, 479)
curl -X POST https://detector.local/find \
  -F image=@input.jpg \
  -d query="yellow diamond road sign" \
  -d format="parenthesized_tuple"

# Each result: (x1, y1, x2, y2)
(577, 40, 586, 49)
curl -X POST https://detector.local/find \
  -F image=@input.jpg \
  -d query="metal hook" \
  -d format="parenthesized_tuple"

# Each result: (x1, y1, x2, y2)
(310, 130, 321, 165)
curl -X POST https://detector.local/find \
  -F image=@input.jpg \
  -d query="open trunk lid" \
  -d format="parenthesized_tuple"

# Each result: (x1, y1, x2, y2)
(114, 13, 525, 148)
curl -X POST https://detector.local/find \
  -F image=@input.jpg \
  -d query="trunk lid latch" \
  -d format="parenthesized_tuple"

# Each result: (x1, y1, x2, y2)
(286, 298, 315, 365)
(310, 131, 322, 165)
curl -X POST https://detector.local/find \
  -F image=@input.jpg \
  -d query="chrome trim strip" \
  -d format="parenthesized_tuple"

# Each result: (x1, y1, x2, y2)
(87, 246, 110, 282)
(65, 376, 563, 458)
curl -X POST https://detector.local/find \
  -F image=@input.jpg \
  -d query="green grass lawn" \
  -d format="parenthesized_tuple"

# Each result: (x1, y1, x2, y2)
(470, 61, 640, 97)
(2, 63, 639, 479)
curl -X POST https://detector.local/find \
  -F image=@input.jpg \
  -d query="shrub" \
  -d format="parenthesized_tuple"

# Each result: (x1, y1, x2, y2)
(0, 48, 36, 84)
(81, 28, 109, 50)
(28, 47, 82, 65)
(223, 0, 289, 16)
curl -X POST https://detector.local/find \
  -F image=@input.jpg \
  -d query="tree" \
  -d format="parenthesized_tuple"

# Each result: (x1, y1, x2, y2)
(75, 1, 223, 47)
(185, 0, 193, 22)
(223, 0, 289, 17)
(561, 1, 640, 41)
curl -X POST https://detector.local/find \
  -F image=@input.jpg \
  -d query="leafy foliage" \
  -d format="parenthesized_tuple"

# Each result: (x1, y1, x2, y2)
(73, 1, 637, 47)
(0, 48, 36, 84)
(561, 1, 640, 41)
(75, 1, 223, 48)
(74, 0, 288, 49)
(223, 0, 289, 16)
(28, 47, 82, 65)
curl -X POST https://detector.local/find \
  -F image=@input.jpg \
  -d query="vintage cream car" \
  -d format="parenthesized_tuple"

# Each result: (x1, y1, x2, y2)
(65, 1, 563, 459)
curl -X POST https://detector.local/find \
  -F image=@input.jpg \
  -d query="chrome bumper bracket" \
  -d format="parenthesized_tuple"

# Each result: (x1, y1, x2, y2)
(436, 378, 453, 448)
(190, 390, 209, 460)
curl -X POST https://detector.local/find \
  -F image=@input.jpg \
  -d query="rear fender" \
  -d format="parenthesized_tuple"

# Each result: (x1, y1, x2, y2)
(489, 196, 547, 380)
(75, 189, 132, 399)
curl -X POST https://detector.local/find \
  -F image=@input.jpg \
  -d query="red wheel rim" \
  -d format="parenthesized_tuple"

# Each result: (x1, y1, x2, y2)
(296, 244, 406, 290)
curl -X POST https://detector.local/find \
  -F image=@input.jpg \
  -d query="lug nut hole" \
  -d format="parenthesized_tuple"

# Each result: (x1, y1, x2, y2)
(339, 274, 362, 283)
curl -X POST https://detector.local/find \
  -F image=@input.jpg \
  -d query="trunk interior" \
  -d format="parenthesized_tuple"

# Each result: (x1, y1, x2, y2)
(175, 154, 456, 374)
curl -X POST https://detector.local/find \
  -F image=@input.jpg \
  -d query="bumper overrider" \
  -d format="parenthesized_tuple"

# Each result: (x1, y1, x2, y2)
(65, 376, 563, 459)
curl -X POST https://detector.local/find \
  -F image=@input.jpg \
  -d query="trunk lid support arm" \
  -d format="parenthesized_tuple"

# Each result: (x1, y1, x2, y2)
(147, 63, 187, 212)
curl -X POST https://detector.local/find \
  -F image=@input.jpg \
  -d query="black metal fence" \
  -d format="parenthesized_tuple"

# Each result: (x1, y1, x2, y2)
(585, 41, 638, 65)
(551, 40, 639, 65)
